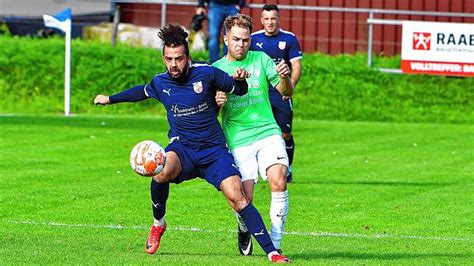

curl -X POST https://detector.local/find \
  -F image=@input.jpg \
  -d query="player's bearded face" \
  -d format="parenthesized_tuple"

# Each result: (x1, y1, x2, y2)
(225, 26, 251, 61)
(163, 45, 190, 78)
(261, 10, 279, 35)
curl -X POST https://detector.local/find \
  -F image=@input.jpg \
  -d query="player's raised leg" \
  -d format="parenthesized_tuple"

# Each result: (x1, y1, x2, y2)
(230, 146, 258, 256)
(146, 151, 182, 254)
(220, 175, 290, 263)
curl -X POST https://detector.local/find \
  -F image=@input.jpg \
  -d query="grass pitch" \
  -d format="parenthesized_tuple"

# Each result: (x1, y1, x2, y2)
(0, 114, 472, 264)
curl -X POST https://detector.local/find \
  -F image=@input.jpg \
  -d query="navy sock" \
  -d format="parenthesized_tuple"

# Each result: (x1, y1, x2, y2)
(285, 135, 295, 166)
(150, 180, 169, 220)
(238, 203, 276, 255)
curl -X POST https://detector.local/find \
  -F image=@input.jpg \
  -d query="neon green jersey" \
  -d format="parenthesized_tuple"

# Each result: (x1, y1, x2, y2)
(213, 51, 282, 149)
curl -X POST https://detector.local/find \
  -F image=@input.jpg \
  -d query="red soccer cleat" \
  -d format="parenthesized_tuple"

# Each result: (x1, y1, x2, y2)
(145, 224, 166, 254)
(270, 253, 291, 263)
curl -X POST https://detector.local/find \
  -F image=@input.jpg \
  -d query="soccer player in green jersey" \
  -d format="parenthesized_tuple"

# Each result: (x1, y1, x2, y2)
(213, 14, 293, 255)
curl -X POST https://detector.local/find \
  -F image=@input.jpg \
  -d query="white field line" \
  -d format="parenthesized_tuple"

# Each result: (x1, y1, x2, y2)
(2, 219, 470, 242)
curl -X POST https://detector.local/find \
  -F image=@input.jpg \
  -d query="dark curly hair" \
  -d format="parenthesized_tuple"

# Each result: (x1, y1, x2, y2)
(158, 24, 189, 56)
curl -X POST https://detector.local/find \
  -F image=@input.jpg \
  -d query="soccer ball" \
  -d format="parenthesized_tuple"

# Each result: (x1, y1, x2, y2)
(130, 140, 166, 176)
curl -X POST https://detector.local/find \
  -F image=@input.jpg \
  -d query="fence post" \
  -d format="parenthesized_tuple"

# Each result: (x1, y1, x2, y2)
(367, 11, 374, 67)
(111, 4, 121, 47)
(161, 0, 167, 28)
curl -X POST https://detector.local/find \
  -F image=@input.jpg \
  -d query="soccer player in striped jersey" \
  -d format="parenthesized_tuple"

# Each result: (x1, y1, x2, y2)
(213, 14, 293, 256)
(94, 24, 289, 263)
(250, 4, 303, 183)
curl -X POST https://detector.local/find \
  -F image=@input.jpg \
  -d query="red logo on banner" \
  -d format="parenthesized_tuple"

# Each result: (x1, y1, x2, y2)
(412, 32, 431, 50)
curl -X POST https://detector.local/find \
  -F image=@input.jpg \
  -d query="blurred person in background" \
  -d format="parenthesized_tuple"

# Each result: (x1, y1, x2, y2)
(196, 0, 246, 63)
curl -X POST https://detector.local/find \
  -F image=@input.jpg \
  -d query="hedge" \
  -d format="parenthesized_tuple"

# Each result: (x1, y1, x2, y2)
(0, 36, 472, 123)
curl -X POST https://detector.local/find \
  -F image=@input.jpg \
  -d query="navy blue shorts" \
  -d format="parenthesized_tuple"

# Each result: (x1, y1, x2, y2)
(269, 89, 293, 134)
(165, 142, 240, 190)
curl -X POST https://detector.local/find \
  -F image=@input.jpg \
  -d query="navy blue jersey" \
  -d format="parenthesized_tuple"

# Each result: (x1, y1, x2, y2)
(144, 62, 238, 149)
(250, 29, 302, 68)
(251, 29, 301, 134)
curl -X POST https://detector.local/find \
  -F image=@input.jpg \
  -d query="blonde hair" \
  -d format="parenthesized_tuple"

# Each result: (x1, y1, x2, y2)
(224, 14, 253, 34)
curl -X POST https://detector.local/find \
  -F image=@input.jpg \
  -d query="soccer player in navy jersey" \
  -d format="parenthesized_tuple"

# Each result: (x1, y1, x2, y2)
(250, 4, 303, 183)
(93, 24, 289, 263)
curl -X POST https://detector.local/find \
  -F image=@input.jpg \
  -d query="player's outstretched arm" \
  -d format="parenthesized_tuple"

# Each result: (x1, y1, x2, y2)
(212, 67, 249, 97)
(275, 60, 294, 97)
(94, 95, 110, 105)
(94, 85, 148, 105)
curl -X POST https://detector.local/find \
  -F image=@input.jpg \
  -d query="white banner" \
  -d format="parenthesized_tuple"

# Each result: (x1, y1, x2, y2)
(401, 21, 474, 77)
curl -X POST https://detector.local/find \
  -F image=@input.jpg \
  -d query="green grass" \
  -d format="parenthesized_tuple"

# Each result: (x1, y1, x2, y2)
(0, 114, 473, 264)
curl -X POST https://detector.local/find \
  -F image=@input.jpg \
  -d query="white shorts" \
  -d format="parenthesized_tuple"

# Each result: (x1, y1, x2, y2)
(231, 134, 289, 183)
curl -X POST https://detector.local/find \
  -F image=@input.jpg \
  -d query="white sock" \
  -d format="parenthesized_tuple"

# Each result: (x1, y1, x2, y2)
(233, 209, 248, 232)
(267, 250, 279, 261)
(154, 217, 165, 227)
(270, 190, 289, 249)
